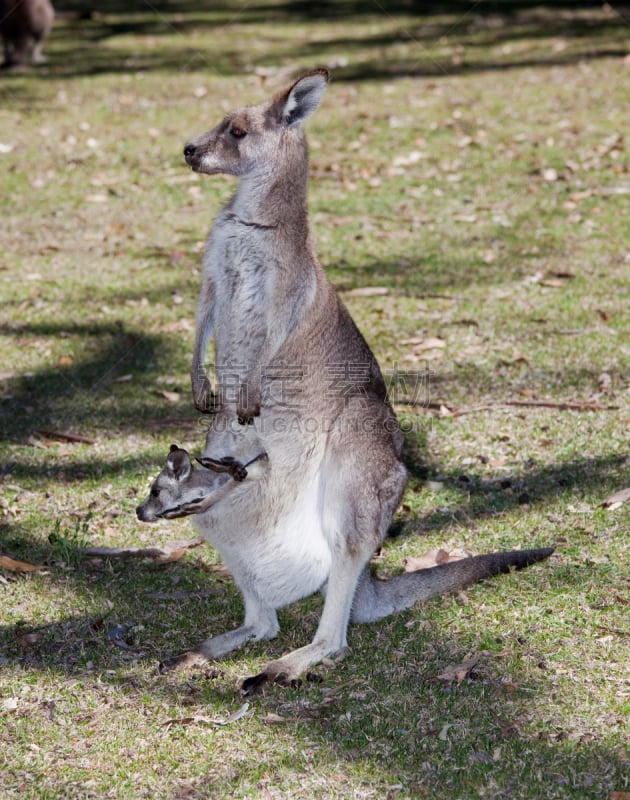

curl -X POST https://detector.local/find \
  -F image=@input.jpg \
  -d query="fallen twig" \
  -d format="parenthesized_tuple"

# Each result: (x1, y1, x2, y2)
(0, 555, 46, 573)
(145, 589, 218, 601)
(143, 417, 199, 428)
(34, 429, 95, 445)
(161, 702, 251, 730)
(399, 399, 618, 416)
(81, 537, 205, 562)
(500, 399, 618, 412)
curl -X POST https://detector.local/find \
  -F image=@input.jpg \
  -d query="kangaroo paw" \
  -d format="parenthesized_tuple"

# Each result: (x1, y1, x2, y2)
(216, 457, 248, 481)
(241, 666, 319, 695)
(192, 375, 217, 414)
(241, 672, 271, 695)
(241, 670, 300, 695)
(237, 385, 261, 424)
(236, 410, 258, 426)
(197, 456, 249, 481)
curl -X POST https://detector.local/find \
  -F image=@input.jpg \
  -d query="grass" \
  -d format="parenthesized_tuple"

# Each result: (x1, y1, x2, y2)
(1, 1, 629, 798)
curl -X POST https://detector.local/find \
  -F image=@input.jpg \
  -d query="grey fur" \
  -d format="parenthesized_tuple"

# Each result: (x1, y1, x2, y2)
(138, 71, 554, 691)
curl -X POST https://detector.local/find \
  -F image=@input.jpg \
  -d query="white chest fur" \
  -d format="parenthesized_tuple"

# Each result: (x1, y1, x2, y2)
(193, 464, 331, 609)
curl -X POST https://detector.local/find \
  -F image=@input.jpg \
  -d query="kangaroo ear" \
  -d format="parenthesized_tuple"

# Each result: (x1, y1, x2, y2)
(166, 447, 192, 481)
(272, 68, 329, 128)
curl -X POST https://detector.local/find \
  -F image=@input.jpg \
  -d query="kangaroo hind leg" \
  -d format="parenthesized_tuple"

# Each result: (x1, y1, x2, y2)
(161, 588, 279, 673)
(242, 430, 407, 693)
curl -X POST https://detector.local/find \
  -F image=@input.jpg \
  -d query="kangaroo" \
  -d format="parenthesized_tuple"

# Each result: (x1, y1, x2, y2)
(136, 445, 268, 522)
(138, 70, 554, 692)
(137, 443, 553, 690)
(0, 0, 54, 68)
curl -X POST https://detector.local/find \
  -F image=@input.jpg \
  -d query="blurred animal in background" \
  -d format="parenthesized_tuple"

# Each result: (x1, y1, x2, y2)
(0, 0, 54, 69)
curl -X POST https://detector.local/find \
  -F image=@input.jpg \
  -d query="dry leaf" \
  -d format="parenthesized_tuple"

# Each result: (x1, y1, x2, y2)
(157, 544, 196, 564)
(418, 337, 446, 350)
(161, 703, 250, 730)
(598, 372, 613, 393)
(536, 271, 574, 288)
(161, 716, 198, 729)
(262, 713, 294, 725)
(222, 703, 250, 725)
(161, 319, 194, 333)
(438, 723, 454, 741)
(344, 287, 389, 297)
(329, 215, 355, 227)
(538, 278, 566, 288)
(374, 230, 410, 240)
(0, 555, 46, 573)
(26, 435, 49, 449)
(437, 656, 480, 683)
(410, 349, 444, 362)
(16, 631, 44, 647)
(542, 167, 559, 182)
(1, 698, 19, 714)
(392, 151, 425, 167)
(404, 548, 468, 572)
(157, 390, 181, 403)
(598, 488, 630, 510)
(189, 563, 232, 580)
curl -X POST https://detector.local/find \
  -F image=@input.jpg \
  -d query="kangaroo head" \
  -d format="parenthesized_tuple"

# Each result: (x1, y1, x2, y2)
(136, 444, 223, 522)
(183, 68, 329, 178)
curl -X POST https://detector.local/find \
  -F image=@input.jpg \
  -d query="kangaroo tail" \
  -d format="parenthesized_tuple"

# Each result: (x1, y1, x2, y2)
(351, 547, 554, 624)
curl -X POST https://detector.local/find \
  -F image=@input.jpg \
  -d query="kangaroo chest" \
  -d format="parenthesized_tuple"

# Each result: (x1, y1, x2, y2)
(207, 219, 273, 376)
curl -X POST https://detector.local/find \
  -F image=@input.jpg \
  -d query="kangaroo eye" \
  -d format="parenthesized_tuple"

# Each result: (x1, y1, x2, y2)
(230, 126, 247, 139)
(150, 487, 160, 498)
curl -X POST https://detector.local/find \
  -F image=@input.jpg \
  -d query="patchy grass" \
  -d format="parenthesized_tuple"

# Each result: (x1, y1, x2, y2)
(1, 2, 628, 799)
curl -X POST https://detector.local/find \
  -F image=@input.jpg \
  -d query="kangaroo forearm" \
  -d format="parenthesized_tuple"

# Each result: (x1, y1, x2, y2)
(191, 289, 215, 411)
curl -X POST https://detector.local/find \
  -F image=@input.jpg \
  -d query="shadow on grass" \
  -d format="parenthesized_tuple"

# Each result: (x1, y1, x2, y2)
(0, 512, 626, 797)
(0, 320, 196, 448)
(4, 0, 624, 81)
(1, 447, 625, 652)
(328, 251, 533, 295)
(395, 447, 628, 535)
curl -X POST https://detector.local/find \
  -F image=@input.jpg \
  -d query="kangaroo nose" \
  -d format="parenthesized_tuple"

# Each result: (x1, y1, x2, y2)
(183, 144, 196, 162)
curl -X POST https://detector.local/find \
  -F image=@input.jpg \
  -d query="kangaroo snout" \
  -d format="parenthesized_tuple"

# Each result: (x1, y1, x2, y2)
(135, 503, 154, 522)
(183, 140, 208, 173)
